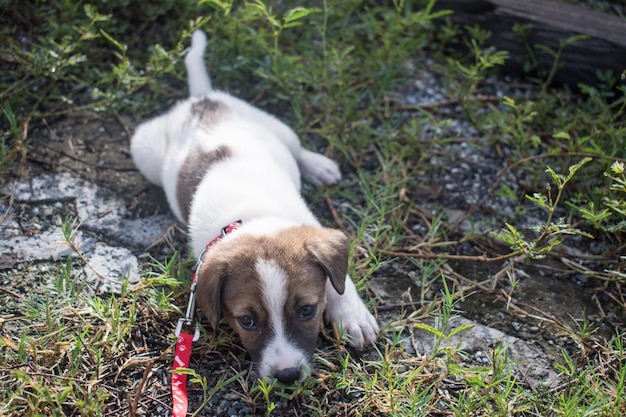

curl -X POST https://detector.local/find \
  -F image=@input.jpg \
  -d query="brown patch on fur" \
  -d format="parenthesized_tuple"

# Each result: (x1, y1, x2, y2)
(195, 226, 348, 361)
(176, 146, 231, 222)
(191, 97, 230, 129)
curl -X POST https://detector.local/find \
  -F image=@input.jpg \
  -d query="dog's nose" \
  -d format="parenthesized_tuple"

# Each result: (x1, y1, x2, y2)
(274, 367, 300, 383)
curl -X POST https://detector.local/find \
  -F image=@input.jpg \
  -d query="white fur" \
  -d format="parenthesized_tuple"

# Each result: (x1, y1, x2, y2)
(131, 30, 379, 376)
(256, 259, 310, 380)
(325, 277, 380, 349)
(185, 30, 212, 96)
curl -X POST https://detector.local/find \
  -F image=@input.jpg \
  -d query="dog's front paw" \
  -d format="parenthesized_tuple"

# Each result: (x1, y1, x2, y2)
(340, 305, 379, 350)
(298, 149, 342, 186)
(326, 285, 379, 350)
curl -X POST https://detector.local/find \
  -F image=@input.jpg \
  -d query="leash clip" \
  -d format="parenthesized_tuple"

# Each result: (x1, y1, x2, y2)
(176, 278, 200, 342)
(175, 318, 200, 342)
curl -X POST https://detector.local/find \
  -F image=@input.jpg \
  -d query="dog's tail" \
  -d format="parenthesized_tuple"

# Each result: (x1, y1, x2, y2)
(185, 30, 212, 97)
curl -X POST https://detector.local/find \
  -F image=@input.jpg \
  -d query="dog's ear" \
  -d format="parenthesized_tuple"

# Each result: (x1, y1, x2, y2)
(195, 258, 227, 331)
(306, 228, 348, 295)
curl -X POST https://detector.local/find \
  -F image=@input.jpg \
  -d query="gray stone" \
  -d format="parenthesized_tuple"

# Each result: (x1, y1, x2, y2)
(412, 316, 559, 388)
(0, 173, 172, 293)
(84, 243, 140, 293)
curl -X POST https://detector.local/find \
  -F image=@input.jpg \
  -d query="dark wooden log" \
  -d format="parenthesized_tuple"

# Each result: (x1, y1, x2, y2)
(435, 0, 626, 88)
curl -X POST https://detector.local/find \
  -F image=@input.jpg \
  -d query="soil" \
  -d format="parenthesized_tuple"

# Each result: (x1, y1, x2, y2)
(24, 112, 171, 220)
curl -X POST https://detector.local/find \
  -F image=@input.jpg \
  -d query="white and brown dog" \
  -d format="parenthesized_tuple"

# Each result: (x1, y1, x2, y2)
(131, 30, 378, 383)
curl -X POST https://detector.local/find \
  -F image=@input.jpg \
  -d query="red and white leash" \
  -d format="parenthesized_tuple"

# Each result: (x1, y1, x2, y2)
(171, 221, 242, 417)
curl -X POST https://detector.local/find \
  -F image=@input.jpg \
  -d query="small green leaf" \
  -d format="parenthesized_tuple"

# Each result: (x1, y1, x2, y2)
(566, 157, 592, 181)
(283, 7, 321, 23)
(84, 4, 96, 19)
(553, 131, 570, 140)
(448, 322, 475, 338)
(414, 323, 446, 339)
(502, 96, 516, 109)
(526, 192, 548, 208)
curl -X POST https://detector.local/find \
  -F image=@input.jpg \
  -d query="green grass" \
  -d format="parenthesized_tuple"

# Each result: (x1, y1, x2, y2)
(1, 0, 626, 416)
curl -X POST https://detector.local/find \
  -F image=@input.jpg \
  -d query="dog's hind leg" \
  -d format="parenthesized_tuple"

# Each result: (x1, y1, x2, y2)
(297, 149, 342, 185)
(185, 30, 212, 97)
(130, 115, 169, 186)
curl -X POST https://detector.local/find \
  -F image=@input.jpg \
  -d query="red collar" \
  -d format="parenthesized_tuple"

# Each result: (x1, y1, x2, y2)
(172, 220, 242, 417)
(203, 220, 243, 251)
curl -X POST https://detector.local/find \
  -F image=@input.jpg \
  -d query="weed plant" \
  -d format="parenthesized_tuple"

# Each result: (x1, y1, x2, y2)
(1, 0, 625, 416)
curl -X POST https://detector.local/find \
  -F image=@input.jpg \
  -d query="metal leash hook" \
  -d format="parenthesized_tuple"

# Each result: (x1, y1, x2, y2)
(175, 316, 201, 342)
(175, 274, 202, 342)
(175, 320, 201, 342)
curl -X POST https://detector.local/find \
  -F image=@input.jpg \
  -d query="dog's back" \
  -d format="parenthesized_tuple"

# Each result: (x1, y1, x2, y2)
(131, 31, 306, 227)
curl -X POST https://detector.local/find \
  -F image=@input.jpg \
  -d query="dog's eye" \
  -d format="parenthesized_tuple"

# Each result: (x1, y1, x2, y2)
(298, 304, 316, 321)
(237, 315, 256, 330)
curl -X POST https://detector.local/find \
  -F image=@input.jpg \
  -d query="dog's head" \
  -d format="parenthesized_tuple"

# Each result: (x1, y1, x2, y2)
(195, 225, 347, 383)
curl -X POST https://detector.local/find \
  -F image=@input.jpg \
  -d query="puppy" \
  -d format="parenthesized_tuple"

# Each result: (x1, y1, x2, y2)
(131, 30, 379, 383)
